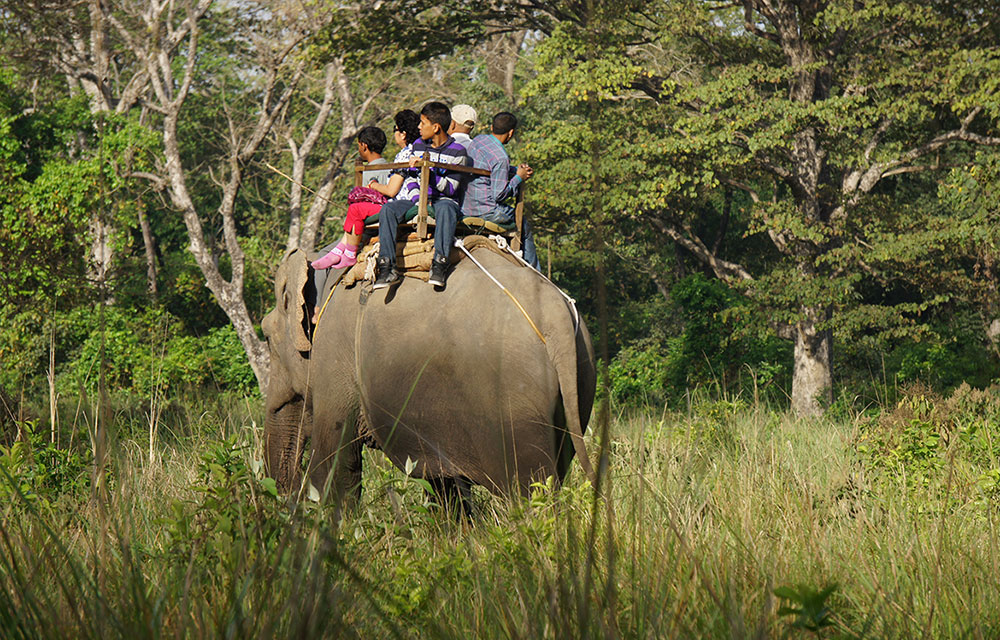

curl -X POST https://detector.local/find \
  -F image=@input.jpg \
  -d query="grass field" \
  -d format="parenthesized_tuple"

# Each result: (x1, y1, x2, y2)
(2, 386, 1000, 638)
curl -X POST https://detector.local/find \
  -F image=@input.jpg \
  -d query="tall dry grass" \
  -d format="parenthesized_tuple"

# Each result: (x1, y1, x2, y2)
(2, 389, 999, 638)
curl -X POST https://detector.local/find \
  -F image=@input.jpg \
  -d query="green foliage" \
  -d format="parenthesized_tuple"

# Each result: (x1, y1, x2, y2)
(607, 273, 791, 408)
(162, 437, 284, 576)
(0, 80, 96, 305)
(0, 420, 91, 508)
(311, 0, 495, 72)
(856, 384, 1000, 495)
(56, 306, 256, 397)
(608, 343, 670, 406)
(774, 582, 838, 635)
(520, 0, 1000, 411)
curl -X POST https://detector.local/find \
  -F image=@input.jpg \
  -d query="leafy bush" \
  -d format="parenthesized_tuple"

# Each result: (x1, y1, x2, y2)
(0, 420, 91, 508)
(608, 342, 670, 406)
(58, 307, 256, 397)
(162, 437, 284, 576)
(889, 328, 1000, 390)
(855, 384, 1000, 495)
(670, 274, 791, 401)
(608, 274, 791, 409)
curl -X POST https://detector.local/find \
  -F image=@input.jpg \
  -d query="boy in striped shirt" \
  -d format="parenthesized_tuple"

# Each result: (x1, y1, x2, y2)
(374, 101, 470, 289)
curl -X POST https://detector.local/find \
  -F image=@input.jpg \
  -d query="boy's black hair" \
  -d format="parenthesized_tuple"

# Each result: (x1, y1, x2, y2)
(421, 101, 452, 133)
(394, 109, 420, 145)
(357, 126, 386, 154)
(491, 112, 518, 136)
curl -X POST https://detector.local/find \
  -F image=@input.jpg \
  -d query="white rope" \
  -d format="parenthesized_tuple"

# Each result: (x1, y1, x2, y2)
(454, 238, 546, 343)
(487, 234, 581, 333)
(456, 238, 507, 291)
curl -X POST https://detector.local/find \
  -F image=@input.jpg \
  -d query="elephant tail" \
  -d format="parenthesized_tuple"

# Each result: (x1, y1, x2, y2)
(549, 301, 598, 487)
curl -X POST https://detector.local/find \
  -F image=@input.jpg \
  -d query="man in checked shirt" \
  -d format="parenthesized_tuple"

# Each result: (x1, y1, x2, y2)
(463, 112, 539, 270)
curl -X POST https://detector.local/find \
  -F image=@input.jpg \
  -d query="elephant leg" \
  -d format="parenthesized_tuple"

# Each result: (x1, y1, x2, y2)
(264, 396, 310, 495)
(309, 403, 363, 510)
(428, 477, 475, 520)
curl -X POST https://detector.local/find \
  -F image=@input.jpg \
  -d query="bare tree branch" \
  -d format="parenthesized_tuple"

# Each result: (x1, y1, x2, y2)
(286, 63, 339, 251)
(743, 1, 780, 44)
(835, 107, 1000, 221)
(648, 215, 755, 283)
(128, 171, 167, 189)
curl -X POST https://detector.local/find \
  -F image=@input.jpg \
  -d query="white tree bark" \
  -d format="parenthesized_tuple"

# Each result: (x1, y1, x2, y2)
(12, 0, 410, 392)
(109, 1, 391, 391)
(789, 307, 833, 417)
(121, 0, 286, 391)
(286, 64, 339, 252)
(292, 57, 393, 252)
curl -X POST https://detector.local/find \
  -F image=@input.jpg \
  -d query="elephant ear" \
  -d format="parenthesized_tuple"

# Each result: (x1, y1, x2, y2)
(282, 249, 312, 353)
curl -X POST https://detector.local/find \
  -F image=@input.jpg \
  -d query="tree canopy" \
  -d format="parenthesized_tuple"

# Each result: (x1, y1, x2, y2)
(1, 0, 998, 415)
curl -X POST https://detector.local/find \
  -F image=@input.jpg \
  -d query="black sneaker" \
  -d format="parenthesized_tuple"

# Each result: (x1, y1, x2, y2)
(373, 258, 402, 290)
(428, 255, 449, 287)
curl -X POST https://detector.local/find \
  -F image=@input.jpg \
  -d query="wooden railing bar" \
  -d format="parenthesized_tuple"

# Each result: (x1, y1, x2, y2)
(353, 160, 490, 177)
(417, 157, 430, 238)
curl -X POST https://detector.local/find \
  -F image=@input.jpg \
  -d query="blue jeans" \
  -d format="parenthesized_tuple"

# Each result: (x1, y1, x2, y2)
(311, 241, 337, 302)
(378, 198, 459, 264)
(475, 207, 539, 270)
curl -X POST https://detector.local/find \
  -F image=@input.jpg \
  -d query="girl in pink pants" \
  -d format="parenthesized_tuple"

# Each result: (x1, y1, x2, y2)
(312, 110, 421, 270)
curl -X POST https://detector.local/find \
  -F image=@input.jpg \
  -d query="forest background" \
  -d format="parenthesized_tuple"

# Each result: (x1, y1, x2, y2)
(3, 0, 1000, 420)
(3, 1, 1000, 637)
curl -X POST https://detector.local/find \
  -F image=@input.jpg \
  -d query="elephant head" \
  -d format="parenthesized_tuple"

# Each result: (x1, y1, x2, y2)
(261, 249, 314, 493)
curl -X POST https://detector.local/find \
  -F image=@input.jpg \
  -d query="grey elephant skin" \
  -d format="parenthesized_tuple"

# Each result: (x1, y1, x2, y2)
(261, 248, 597, 504)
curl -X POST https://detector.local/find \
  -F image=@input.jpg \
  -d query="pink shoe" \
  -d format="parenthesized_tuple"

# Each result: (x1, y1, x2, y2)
(311, 242, 347, 269)
(337, 251, 358, 269)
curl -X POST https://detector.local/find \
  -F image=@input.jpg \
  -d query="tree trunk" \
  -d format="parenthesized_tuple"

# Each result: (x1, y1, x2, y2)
(161, 106, 271, 392)
(791, 306, 833, 416)
(0, 384, 17, 444)
(484, 30, 525, 100)
(299, 59, 366, 253)
(298, 136, 353, 253)
(87, 215, 114, 304)
(138, 208, 158, 299)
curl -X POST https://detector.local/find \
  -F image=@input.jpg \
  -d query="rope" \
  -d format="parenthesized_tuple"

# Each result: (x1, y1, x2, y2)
(363, 241, 380, 282)
(315, 278, 340, 324)
(488, 235, 581, 334)
(454, 238, 546, 344)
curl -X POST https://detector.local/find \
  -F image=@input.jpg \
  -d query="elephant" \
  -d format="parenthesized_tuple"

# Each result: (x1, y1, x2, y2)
(261, 246, 597, 507)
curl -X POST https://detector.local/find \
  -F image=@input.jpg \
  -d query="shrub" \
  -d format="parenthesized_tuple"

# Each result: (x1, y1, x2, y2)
(855, 383, 1000, 496)
(608, 274, 792, 409)
(608, 342, 670, 406)
(0, 420, 91, 508)
(57, 307, 256, 397)
(162, 437, 283, 577)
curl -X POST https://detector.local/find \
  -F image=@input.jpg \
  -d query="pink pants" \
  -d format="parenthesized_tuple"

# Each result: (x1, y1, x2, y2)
(344, 202, 382, 235)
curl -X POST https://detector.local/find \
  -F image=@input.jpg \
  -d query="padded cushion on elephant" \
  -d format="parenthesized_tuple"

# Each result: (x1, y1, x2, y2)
(363, 204, 435, 226)
(460, 216, 516, 233)
(339, 233, 524, 287)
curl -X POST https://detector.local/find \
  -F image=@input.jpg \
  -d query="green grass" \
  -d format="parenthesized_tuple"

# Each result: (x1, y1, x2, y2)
(2, 388, 1000, 638)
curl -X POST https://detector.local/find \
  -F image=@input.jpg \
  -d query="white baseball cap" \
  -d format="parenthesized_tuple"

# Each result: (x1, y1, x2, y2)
(451, 104, 477, 128)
